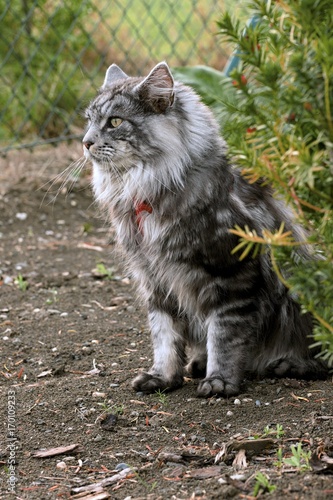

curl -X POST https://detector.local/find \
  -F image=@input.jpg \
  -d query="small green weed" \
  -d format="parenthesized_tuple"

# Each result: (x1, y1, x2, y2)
(97, 400, 124, 416)
(253, 472, 276, 497)
(274, 446, 284, 468)
(96, 262, 114, 279)
(82, 222, 93, 234)
(283, 442, 311, 471)
(263, 423, 285, 439)
(15, 274, 28, 291)
(154, 388, 169, 406)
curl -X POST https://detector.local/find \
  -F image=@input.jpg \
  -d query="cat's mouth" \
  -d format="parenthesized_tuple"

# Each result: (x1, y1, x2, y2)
(83, 146, 91, 159)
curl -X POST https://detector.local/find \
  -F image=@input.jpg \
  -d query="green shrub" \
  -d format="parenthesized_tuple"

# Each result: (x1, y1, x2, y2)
(175, 0, 333, 364)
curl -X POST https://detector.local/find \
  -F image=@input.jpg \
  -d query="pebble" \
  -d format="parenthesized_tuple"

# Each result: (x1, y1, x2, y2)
(193, 488, 206, 497)
(255, 400, 261, 407)
(93, 434, 103, 442)
(15, 262, 27, 270)
(47, 309, 61, 315)
(92, 391, 106, 398)
(115, 462, 130, 471)
(56, 461, 67, 470)
(234, 398, 241, 405)
(226, 410, 234, 417)
(110, 383, 119, 388)
(16, 212, 27, 220)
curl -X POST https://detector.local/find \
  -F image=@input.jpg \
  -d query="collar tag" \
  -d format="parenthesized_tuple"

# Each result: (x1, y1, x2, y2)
(134, 201, 153, 233)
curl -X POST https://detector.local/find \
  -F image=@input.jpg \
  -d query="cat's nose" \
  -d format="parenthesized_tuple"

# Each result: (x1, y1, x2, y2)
(83, 141, 94, 150)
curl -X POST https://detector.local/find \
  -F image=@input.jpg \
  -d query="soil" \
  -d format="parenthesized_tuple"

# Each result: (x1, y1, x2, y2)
(0, 146, 333, 500)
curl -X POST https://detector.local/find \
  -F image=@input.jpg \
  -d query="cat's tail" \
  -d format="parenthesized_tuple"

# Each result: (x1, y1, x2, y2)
(256, 295, 328, 380)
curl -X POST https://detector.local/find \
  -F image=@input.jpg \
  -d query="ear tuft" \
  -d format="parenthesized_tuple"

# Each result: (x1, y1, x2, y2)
(102, 64, 128, 90)
(135, 62, 174, 113)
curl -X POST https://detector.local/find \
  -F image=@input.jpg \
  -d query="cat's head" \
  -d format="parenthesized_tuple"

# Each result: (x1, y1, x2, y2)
(83, 62, 178, 171)
(83, 62, 220, 200)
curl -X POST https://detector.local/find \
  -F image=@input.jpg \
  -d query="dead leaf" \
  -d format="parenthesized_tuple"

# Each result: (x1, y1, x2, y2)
(214, 443, 228, 464)
(291, 391, 309, 402)
(129, 400, 148, 406)
(228, 438, 275, 454)
(70, 489, 110, 499)
(322, 454, 333, 464)
(32, 443, 81, 458)
(158, 451, 184, 464)
(71, 467, 136, 494)
(310, 454, 333, 474)
(232, 449, 247, 469)
(186, 465, 222, 479)
(37, 369, 53, 378)
(162, 465, 186, 480)
(78, 242, 103, 252)
(90, 300, 117, 311)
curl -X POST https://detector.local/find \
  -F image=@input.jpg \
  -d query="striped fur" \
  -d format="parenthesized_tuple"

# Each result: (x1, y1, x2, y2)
(83, 62, 327, 397)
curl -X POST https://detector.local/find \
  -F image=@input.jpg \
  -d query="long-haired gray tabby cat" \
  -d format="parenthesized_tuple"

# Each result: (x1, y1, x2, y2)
(82, 62, 327, 397)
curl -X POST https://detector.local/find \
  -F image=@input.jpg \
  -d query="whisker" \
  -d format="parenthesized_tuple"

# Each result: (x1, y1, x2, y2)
(40, 157, 87, 207)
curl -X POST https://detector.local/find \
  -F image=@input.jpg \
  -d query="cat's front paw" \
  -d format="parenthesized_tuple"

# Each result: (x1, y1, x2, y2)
(132, 372, 183, 394)
(197, 377, 239, 398)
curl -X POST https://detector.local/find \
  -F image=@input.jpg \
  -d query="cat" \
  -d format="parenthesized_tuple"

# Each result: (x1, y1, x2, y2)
(82, 61, 327, 397)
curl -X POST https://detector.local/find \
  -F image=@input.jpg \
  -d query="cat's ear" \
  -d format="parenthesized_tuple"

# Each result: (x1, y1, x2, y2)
(135, 62, 174, 112)
(102, 64, 128, 90)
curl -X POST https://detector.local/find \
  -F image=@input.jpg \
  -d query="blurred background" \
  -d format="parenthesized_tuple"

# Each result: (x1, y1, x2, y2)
(0, 0, 246, 155)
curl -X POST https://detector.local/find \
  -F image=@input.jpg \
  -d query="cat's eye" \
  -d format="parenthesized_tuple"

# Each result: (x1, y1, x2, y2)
(109, 117, 123, 128)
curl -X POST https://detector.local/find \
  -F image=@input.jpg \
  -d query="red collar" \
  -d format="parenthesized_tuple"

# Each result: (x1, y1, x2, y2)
(134, 200, 153, 232)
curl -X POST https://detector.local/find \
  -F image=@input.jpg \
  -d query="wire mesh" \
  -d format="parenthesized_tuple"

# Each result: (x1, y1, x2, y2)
(0, 0, 228, 154)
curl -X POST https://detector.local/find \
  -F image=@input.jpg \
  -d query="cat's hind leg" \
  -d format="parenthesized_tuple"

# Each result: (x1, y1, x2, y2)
(132, 309, 187, 393)
(185, 319, 207, 378)
(186, 344, 207, 378)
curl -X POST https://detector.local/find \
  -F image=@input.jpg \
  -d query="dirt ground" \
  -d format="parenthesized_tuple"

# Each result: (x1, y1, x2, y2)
(1, 145, 333, 500)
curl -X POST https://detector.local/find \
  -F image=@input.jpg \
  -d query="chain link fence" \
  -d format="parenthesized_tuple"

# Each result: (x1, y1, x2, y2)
(0, 0, 230, 154)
